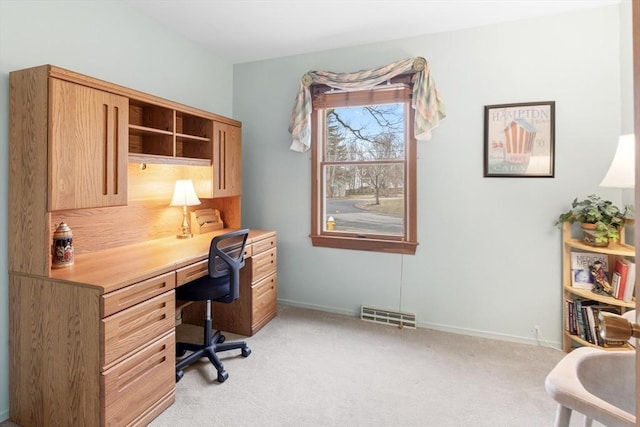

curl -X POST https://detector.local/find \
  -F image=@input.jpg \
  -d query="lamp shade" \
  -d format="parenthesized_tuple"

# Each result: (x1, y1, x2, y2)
(600, 134, 635, 188)
(170, 179, 201, 206)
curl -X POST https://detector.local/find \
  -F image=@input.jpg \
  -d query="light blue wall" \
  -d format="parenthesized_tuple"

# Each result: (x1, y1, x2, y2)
(236, 4, 632, 346)
(0, 0, 234, 421)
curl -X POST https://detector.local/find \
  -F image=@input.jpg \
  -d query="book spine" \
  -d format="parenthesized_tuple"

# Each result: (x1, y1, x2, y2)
(581, 306, 593, 343)
(623, 261, 636, 303)
(575, 299, 586, 341)
(611, 272, 621, 299)
(615, 259, 629, 300)
(586, 306, 598, 345)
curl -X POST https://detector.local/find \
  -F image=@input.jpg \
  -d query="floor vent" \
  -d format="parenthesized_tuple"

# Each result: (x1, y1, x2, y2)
(360, 305, 416, 329)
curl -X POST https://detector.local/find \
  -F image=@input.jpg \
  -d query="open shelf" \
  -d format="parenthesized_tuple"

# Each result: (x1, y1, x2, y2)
(128, 100, 213, 164)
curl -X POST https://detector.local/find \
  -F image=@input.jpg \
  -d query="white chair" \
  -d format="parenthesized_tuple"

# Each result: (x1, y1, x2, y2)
(545, 310, 636, 427)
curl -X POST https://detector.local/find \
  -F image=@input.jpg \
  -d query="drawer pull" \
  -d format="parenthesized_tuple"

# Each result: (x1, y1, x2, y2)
(117, 346, 168, 392)
(102, 271, 176, 317)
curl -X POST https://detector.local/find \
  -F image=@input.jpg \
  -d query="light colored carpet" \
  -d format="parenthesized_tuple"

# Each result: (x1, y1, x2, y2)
(149, 305, 605, 427)
(0, 305, 607, 427)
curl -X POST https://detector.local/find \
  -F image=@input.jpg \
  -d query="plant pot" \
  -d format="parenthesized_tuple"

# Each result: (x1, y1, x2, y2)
(581, 223, 609, 247)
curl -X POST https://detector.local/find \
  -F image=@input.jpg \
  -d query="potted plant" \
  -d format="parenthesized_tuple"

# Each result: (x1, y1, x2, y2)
(555, 194, 634, 246)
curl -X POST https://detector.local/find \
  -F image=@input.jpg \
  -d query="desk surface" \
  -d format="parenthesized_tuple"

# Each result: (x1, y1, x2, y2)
(49, 228, 274, 294)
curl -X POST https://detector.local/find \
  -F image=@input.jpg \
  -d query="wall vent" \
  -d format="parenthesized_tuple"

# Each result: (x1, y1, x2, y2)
(360, 305, 416, 329)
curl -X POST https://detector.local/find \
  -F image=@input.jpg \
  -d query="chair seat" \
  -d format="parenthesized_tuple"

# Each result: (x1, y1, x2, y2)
(176, 275, 230, 302)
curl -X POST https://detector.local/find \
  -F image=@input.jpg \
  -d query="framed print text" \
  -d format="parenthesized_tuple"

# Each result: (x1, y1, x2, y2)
(484, 101, 555, 177)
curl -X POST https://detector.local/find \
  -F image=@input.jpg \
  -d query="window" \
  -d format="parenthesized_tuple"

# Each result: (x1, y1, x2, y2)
(310, 79, 417, 254)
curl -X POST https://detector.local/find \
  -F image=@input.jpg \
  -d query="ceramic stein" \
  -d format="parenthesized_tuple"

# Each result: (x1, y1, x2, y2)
(52, 221, 74, 268)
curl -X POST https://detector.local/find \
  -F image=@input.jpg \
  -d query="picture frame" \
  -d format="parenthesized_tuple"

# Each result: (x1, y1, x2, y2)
(483, 101, 555, 177)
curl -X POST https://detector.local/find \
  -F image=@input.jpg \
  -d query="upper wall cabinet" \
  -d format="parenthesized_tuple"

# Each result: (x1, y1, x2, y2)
(213, 121, 242, 197)
(10, 65, 129, 213)
(49, 79, 129, 210)
(11, 64, 241, 214)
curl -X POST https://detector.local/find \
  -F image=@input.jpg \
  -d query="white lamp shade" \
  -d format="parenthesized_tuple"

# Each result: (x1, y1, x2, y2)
(170, 179, 201, 206)
(600, 134, 635, 188)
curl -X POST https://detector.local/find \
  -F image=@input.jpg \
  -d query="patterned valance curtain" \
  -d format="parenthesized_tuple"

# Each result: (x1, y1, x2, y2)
(288, 57, 446, 152)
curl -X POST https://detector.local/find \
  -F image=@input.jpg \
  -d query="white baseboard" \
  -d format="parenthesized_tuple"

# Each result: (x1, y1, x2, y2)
(276, 298, 563, 350)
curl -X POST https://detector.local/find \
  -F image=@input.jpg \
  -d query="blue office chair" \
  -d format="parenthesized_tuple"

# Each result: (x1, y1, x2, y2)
(175, 229, 252, 383)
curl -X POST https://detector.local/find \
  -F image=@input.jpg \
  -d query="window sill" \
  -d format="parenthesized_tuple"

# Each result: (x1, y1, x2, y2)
(310, 235, 417, 255)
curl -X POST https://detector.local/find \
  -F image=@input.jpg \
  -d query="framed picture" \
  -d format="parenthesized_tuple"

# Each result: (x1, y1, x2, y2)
(484, 101, 555, 177)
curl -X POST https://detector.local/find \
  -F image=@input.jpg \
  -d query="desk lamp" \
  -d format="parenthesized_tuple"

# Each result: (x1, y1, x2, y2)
(170, 179, 201, 239)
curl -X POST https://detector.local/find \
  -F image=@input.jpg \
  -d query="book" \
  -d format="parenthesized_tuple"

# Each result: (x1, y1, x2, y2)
(613, 259, 629, 300)
(611, 272, 621, 298)
(623, 260, 636, 303)
(570, 251, 609, 289)
(565, 299, 577, 335)
(585, 306, 598, 345)
(573, 299, 598, 341)
(581, 305, 593, 343)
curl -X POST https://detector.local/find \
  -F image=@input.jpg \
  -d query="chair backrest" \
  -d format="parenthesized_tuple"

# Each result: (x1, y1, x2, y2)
(208, 229, 249, 303)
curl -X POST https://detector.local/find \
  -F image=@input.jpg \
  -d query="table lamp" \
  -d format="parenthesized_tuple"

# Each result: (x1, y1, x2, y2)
(600, 134, 635, 188)
(170, 179, 201, 239)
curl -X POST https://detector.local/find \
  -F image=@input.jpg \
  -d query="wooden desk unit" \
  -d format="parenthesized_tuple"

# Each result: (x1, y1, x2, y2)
(10, 229, 277, 426)
(8, 65, 277, 426)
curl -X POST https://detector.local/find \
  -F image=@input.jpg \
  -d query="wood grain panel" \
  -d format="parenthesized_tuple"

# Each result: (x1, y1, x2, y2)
(9, 274, 102, 427)
(175, 259, 208, 286)
(128, 162, 215, 202)
(9, 66, 51, 275)
(252, 234, 277, 254)
(49, 160, 240, 255)
(48, 79, 128, 210)
(129, 390, 175, 427)
(102, 271, 176, 317)
(212, 121, 242, 197)
(101, 291, 175, 369)
(252, 273, 277, 329)
(50, 197, 239, 255)
(102, 332, 175, 427)
(251, 247, 277, 282)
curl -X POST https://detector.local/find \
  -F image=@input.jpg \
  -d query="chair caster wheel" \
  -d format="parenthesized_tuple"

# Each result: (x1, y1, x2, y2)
(176, 370, 184, 382)
(217, 370, 229, 383)
(218, 335, 226, 344)
(242, 347, 251, 357)
(176, 348, 187, 357)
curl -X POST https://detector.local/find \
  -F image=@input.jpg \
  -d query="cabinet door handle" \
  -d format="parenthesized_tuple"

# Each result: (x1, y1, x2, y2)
(112, 105, 120, 195)
(103, 104, 109, 196)
(218, 129, 227, 191)
(102, 104, 120, 197)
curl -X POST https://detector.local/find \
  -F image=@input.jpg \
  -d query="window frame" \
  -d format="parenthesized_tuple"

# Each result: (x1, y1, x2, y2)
(310, 81, 418, 255)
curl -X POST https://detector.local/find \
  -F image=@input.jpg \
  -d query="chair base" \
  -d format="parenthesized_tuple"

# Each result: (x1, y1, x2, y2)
(175, 319, 251, 383)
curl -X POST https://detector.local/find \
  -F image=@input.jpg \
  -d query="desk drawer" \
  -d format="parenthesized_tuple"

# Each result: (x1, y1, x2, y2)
(252, 273, 277, 329)
(252, 235, 276, 255)
(176, 259, 208, 287)
(102, 272, 175, 317)
(252, 247, 276, 282)
(102, 291, 175, 368)
(102, 331, 175, 427)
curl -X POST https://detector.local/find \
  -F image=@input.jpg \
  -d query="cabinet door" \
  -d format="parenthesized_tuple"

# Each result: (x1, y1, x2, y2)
(49, 79, 128, 211)
(212, 121, 242, 197)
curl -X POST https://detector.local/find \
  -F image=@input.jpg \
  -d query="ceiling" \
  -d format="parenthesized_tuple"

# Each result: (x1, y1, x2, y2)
(126, 0, 622, 64)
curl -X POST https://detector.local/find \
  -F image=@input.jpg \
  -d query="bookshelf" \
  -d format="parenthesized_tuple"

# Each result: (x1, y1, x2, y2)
(561, 222, 635, 352)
